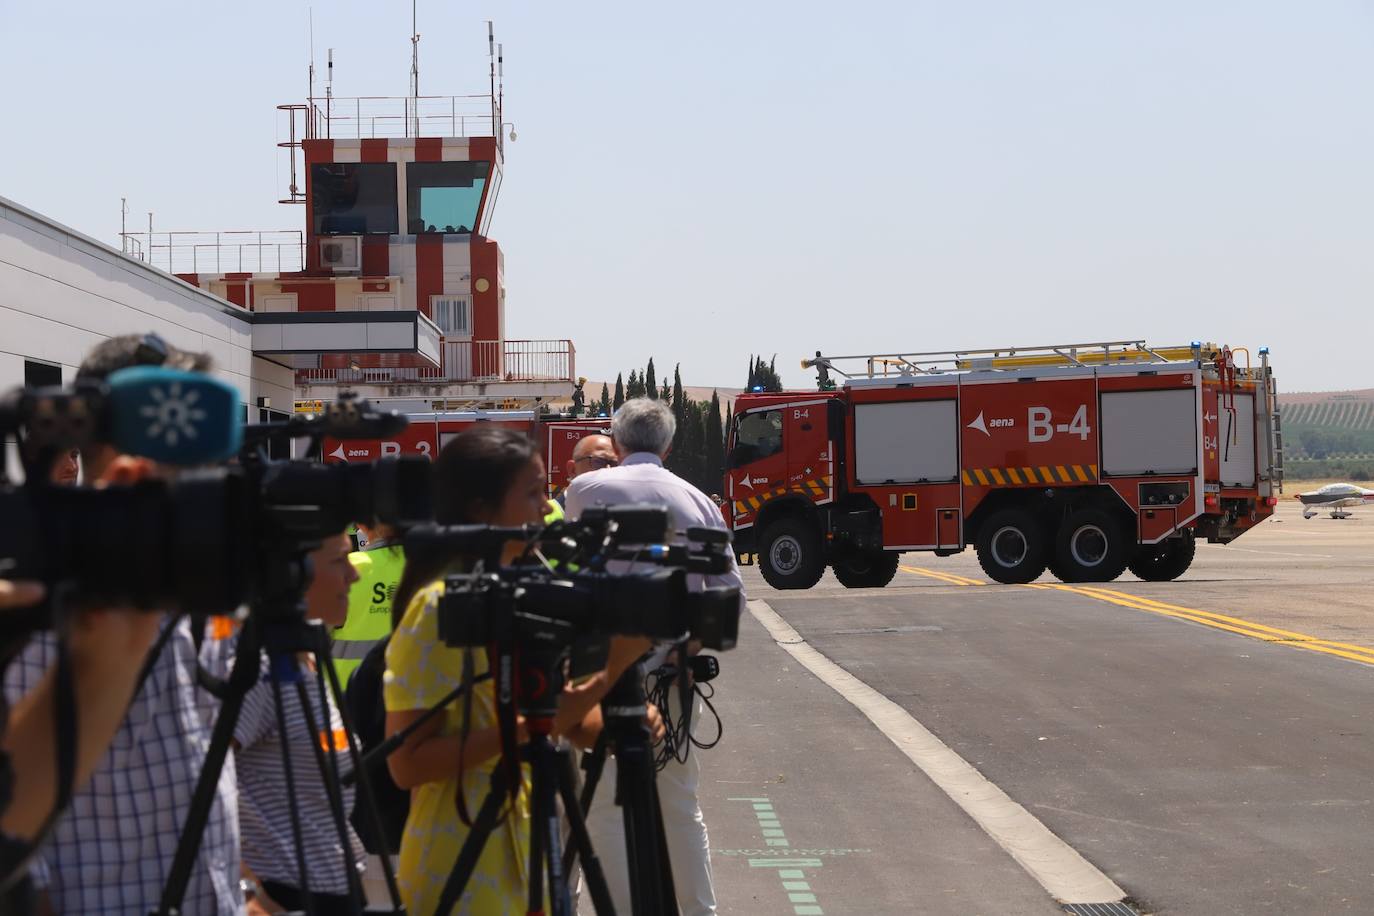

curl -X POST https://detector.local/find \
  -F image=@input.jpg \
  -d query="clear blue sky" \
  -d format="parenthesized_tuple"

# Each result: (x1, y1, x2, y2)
(3, 1, 1371, 392)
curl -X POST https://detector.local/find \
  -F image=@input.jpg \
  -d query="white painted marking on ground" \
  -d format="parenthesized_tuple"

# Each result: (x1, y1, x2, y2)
(749, 598, 1125, 905)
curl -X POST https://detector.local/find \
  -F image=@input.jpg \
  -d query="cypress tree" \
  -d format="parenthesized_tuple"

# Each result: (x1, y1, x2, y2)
(660, 379, 671, 402)
(613, 373, 625, 410)
(706, 390, 725, 494)
(645, 358, 658, 400)
(627, 370, 644, 400)
(598, 383, 612, 416)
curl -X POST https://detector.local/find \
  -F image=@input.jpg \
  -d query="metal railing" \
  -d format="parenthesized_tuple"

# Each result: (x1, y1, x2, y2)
(307, 95, 500, 141)
(296, 339, 575, 386)
(117, 230, 305, 275)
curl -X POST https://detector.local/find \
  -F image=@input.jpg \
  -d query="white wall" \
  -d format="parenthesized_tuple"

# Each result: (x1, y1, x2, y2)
(0, 195, 293, 409)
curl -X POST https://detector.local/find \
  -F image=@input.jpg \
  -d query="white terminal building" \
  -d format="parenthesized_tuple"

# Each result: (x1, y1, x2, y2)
(1, 33, 575, 420)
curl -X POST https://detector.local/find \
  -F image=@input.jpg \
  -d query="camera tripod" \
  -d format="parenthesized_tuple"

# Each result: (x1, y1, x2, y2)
(432, 636, 613, 916)
(153, 600, 404, 916)
(433, 653, 679, 916)
(563, 664, 680, 916)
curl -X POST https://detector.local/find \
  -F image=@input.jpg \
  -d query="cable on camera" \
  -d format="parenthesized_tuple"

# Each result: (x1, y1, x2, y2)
(647, 653, 722, 772)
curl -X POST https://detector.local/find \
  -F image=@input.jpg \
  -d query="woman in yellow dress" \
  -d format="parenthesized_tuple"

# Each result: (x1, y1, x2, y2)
(383, 427, 603, 915)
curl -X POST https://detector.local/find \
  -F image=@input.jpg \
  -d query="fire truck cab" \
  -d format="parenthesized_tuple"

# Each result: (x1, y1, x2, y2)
(725, 341, 1282, 589)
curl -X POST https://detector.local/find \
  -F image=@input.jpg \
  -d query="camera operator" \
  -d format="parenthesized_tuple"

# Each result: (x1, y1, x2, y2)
(225, 530, 366, 915)
(383, 428, 634, 914)
(564, 398, 746, 916)
(0, 569, 163, 887)
(1, 335, 241, 914)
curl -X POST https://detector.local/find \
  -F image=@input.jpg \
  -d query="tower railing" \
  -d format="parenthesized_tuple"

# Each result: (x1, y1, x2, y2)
(117, 230, 305, 275)
(305, 94, 501, 144)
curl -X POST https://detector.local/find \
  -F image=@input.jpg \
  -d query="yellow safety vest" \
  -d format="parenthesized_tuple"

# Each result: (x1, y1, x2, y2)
(544, 499, 564, 524)
(334, 544, 406, 688)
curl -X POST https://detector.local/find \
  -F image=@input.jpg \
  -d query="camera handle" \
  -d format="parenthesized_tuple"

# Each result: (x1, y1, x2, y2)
(433, 643, 617, 916)
(564, 664, 681, 916)
(152, 611, 405, 916)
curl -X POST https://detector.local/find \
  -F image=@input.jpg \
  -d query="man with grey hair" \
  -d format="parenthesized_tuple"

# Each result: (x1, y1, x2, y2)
(565, 398, 742, 916)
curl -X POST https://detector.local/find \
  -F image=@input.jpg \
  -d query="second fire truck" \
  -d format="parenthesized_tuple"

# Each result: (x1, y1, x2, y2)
(724, 340, 1282, 589)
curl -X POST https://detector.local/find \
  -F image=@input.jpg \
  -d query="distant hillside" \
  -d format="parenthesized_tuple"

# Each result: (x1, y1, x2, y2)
(1280, 389, 1374, 479)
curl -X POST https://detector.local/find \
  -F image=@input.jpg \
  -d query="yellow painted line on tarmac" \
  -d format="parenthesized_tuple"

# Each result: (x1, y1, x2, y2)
(1022, 583, 1374, 667)
(900, 565, 986, 587)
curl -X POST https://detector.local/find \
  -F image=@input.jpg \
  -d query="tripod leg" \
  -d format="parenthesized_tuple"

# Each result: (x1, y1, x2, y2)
(319, 649, 405, 909)
(155, 617, 261, 915)
(647, 778, 680, 915)
(562, 735, 609, 879)
(269, 671, 318, 916)
(557, 749, 616, 916)
(528, 752, 546, 916)
(434, 767, 510, 916)
(295, 673, 365, 908)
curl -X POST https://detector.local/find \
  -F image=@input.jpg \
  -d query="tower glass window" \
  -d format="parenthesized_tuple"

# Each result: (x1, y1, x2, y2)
(407, 161, 490, 234)
(312, 163, 398, 235)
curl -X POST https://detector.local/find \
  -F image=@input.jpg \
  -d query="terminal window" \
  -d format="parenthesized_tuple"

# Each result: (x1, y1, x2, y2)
(312, 163, 399, 235)
(407, 161, 490, 234)
(23, 360, 61, 387)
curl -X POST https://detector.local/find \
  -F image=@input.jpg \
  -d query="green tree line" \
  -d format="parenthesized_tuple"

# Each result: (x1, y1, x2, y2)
(578, 355, 784, 496)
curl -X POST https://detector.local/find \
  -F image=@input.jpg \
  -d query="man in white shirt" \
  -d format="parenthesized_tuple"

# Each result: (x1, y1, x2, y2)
(565, 398, 743, 916)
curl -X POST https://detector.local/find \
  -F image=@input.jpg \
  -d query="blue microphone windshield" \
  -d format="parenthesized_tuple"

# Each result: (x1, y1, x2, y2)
(105, 366, 242, 465)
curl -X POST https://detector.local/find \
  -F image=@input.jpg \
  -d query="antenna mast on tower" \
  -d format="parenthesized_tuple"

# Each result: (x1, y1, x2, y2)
(410, 0, 420, 136)
(487, 21, 497, 138)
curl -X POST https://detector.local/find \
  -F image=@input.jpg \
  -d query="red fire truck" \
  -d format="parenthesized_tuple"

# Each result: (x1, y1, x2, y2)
(724, 341, 1282, 589)
(322, 410, 612, 498)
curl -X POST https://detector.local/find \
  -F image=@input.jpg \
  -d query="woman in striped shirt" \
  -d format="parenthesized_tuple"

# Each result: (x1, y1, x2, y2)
(232, 532, 369, 915)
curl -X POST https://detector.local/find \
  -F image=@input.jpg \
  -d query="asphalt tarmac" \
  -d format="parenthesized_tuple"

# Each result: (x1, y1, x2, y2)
(692, 500, 1374, 915)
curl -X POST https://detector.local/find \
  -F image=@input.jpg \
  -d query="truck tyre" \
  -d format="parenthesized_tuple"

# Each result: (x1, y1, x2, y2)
(1054, 508, 1130, 582)
(832, 550, 900, 589)
(974, 509, 1048, 584)
(1127, 532, 1196, 582)
(759, 518, 825, 590)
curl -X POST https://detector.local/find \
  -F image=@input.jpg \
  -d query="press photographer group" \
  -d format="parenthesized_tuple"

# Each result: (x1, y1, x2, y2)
(0, 334, 742, 916)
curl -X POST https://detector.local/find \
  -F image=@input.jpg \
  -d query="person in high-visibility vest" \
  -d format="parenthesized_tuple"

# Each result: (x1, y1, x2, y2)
(335, 522, 405, 688)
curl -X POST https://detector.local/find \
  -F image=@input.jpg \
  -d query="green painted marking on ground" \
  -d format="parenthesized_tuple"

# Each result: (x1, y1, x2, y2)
(747, 858, 824, 869)
(730, 796, 825, 914)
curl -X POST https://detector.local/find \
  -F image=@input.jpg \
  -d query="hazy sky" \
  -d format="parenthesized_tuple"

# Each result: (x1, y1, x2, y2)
(3, 1, 1372, 392)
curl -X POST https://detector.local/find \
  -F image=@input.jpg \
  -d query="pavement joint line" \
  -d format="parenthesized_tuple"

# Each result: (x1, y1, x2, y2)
(728, 795, 826, 914)
(747, 598, 1127, 907)
(1030, 583, 1374, 667)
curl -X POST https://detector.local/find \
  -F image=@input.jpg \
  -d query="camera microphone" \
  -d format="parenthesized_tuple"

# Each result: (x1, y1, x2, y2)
(1, 366, 242, 467)
(105, 366, 242, 465)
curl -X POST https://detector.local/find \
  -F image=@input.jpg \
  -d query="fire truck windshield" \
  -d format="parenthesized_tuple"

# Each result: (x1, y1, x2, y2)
(732, 409, 783, 466)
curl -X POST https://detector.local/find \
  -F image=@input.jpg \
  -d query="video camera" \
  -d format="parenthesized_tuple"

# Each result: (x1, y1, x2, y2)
(0, 370, 429, 632)
(405, 505, 740, 664)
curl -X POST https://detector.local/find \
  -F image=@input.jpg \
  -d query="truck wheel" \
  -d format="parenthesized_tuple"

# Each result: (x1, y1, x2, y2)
(1127, 532, 1196, 581)
(832, 550, 900, 588)
(759, 518, 825, 590)
(1054, 508, 1130, 582)
(974, 509, 1048, 584)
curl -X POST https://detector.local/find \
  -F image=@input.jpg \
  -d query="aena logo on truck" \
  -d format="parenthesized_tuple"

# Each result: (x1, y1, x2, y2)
(1028, 405, 1090, 442)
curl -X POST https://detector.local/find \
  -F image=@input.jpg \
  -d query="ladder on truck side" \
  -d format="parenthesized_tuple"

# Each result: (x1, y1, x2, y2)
(801, 339, 1217, 381)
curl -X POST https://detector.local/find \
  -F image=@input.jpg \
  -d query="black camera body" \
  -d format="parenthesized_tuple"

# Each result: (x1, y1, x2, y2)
(416, 505, 741, 660)
(0, 384, 430, 631)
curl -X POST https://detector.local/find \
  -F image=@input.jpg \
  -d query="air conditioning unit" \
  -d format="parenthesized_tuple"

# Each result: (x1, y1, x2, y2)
(319, 237, 361, 272)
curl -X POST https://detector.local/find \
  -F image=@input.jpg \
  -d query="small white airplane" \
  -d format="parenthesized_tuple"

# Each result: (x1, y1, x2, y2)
(1297, 482, 1374, 519)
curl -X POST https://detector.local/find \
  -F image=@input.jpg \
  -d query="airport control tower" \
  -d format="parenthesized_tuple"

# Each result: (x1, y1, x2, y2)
(122, 27, 573, 412)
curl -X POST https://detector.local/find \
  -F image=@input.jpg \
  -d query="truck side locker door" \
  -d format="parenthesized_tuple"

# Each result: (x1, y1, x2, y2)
(785, 401, 831, 505)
